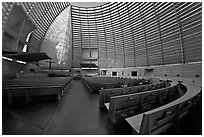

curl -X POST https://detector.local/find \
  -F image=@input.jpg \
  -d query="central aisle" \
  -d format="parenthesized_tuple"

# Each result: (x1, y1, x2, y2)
(42, 80, 116, 134)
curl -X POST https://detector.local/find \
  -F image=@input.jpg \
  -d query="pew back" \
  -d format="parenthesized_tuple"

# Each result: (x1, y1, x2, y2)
(82, 77, 149, 93)
(5, 86, 63, 104)
(134, 96, 199, 135)
(99, 81, 169, 109)
(126, 80, 201, 135)
(3, 77, 73, 104)
(3, 77, 72, 88)
(108, 84, 179, 123)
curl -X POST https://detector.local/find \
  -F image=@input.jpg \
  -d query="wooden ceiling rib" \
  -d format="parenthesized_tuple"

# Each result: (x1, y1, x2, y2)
(2, 2, 202, 68)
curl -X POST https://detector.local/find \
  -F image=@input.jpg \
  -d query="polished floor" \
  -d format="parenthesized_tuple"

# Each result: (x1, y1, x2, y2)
(2, 80, 202, 135)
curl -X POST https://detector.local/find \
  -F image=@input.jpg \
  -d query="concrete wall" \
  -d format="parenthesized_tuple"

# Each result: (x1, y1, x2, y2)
(2, 59, 27, 79)
(152, 63, 202, 78)
(40, 6, 72, 70)
(100, 63, 202, 78)
(2, 59, 46, 79)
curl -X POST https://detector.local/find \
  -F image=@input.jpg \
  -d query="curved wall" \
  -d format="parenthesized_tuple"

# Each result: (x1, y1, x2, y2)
(2, 2, 70, 53)
(71, 2, 202, 69)
(40, 6, 72, 69)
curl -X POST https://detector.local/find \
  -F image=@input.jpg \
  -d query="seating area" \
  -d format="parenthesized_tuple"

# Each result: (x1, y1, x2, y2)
(99, 81, 170, 109)
(3, 77, 73, 104)
(82, 76, 186, 126)
(125, 79, 201, 135)
(2, 76, 201, 135)
(103, 82, 180, 123)
(81, 77, 149, 93)
(93, 77, 201, 134)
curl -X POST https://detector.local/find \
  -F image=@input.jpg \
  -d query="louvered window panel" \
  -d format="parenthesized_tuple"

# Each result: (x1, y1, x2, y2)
(119, 3, 134, 67)
(113, 4, 125, 68)
(97, 17, 107, 68)
(129, 3, 147, 67)
(3, 2, 200, 69)
(177, 2, 202, 63)
(143, 3, 161, 66)
(72, 7, 82, 68)
(157, 3, 182, 65)
(105, 6, 116, 68)
(8, 1, 198, 69)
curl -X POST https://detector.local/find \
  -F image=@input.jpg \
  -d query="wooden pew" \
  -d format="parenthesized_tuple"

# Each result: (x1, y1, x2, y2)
(126, 105, 178, 135)
(125, 79, 201, 135)
(82, 77, 145, 93)
(99, 81, 169, 109)
(4, 86, 63, 104)
(2, 77, 73, 89)
(106, 84, 180, 123)
(99, 87, 130, 109)
(126, 96, 200, 135)
(82, 77, 129, 93)
(102, 83, 116, 89)
(3, 77, 73, 104)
